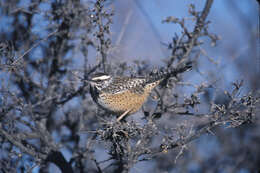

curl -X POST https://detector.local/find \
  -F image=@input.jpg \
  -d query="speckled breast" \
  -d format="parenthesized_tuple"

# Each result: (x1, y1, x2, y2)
(97, 81, 160, 114)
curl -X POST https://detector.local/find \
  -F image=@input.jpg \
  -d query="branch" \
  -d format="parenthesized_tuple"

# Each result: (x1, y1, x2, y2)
(0, 123, 46, 160)
(140, 85, 258, 159)
(46, 150, 74, 173)
(0, 123, 74, 173)
(11, 29, 58, 66)
(167, 0, 214, 67)
(184, 0, 214, 57)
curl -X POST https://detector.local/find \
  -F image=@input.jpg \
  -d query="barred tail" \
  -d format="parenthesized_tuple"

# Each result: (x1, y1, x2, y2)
(147, 61, 192, 85)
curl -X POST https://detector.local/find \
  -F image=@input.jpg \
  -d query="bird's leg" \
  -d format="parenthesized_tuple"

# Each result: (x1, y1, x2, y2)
(116, 109, 131, 122)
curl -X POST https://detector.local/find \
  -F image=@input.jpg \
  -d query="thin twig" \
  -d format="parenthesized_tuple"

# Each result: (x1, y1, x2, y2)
(11, 29, 58, 66)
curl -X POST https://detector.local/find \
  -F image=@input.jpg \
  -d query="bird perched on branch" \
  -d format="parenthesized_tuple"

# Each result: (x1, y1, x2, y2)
(88, 63, 191, 121)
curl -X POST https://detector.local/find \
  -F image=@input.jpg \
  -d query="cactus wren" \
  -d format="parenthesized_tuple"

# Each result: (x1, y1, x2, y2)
(89, 64, 191, 121)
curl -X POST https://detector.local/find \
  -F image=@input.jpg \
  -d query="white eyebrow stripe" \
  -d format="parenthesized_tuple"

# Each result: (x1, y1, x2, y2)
(92, 75, 111, 80)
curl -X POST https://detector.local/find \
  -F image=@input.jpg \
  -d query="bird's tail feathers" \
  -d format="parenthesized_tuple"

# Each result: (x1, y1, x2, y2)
(147, 61, 192, 85)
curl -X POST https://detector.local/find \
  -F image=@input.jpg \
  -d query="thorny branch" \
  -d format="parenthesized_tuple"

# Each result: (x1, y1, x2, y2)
(99, 81, 259, 163)
(92, 0, 113, 73)
(164, 0, 216, 68)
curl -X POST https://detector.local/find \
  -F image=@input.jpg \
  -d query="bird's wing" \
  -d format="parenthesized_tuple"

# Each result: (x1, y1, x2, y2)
(103, 77, 146, 94)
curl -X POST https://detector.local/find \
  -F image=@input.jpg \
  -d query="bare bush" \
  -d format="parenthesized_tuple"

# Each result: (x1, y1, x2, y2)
(0, 0, 259, 172)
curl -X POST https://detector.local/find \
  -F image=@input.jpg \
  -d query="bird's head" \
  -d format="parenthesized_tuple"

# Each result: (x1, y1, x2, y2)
(88, 73, 112, 90)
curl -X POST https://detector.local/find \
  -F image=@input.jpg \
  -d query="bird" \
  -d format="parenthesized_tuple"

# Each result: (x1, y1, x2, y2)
(88, 64, 191, 122)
